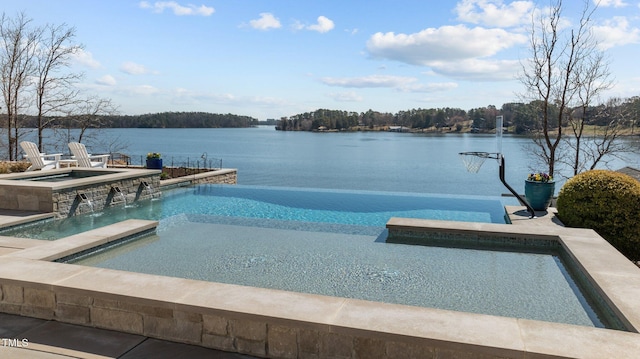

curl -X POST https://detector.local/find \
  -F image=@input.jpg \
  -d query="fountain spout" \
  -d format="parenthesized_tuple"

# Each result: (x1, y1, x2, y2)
(111, 186, 127, 206)
(76, 193, 94, 213)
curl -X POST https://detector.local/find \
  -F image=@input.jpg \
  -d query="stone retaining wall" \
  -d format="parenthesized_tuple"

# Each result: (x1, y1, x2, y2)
(0, 169, 162, 218)
(159, 169, 237, 188)
(0, 168, 236, 219)
(0, 281, 514, 358)
(54, 174, 160, 218)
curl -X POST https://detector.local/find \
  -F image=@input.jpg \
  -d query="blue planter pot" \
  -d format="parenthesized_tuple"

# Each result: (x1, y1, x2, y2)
(146, 158, 163, 169)
(524, 180, 555, 211)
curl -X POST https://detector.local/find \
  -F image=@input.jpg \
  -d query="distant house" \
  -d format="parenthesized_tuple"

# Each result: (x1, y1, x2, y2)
(388, 126, 409, 132)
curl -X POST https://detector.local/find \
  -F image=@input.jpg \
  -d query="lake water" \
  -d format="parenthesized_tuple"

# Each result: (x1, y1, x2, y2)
(20, 126, 640, 195)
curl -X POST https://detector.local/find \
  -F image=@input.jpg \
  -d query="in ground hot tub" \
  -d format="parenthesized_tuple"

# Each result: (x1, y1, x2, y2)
(0, 168, 161, 218)
(14, 169, 122, 182)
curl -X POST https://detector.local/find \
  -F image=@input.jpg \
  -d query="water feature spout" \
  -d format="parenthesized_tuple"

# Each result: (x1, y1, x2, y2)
(76, 192, 94, 213)
(111, 186, 127, 206)
(140, 181, 157, 199)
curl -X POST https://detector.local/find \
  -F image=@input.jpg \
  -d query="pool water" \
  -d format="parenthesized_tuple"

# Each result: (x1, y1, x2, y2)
(3, 184, 616, 328)
(14, 170, 120, 182)
(70, 219, 611, 328)
(1, 184, 509, 240)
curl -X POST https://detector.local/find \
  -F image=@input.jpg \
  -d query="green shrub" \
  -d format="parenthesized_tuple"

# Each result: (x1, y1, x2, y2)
(557, 170, 640, 262)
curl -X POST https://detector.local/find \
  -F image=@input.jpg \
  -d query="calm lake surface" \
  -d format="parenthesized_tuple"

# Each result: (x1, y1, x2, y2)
(26, 126, 640, 196)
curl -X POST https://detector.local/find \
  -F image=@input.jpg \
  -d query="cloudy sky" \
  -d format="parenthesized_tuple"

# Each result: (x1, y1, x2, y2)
(3, 0, 640, 120)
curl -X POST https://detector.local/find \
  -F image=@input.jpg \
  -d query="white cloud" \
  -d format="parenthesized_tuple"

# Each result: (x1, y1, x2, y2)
(427, 58, 521, 81)
(598, 0, 628, 7)
(120, 61, 151, 75)
(250, 13, 282, 31)
(71, 48, 100, 68)
(171, 88, 289, 108)
(592, 16, 640, 50)
(327, 91, 363, 102)
(307, 16, 335, 33)
(291, 21, 305, 31)
(366, 25, 526, 66)
(404, 82, 459, 93)
(321, 75, 459, 93)
(455, 0, 534, 27)
(130, 84, 161, 96)
(293, 16, 335, 33)
(322, 75, 418, 88)
(139, 1, 214, 16)
(96, 75, 117, 86)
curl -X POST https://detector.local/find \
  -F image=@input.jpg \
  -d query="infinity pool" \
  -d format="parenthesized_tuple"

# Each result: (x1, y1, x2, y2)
(1, 184, 509, 240)
(2, 184, 619, 328)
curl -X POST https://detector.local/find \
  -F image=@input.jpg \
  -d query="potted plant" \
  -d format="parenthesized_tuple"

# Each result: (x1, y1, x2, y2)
(146, 152, 163, 169)
(525, 172, 555, 211)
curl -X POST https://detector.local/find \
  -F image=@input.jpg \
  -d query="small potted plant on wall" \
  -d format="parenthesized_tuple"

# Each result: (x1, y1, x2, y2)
(525, 172, 554, 211)
(146, 152, 162, 169)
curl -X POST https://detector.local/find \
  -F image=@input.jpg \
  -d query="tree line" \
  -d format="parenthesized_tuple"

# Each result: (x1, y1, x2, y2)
(276, 98, 640, 135)
(276, 108, 466, 131)
(14, 111, 259, 129)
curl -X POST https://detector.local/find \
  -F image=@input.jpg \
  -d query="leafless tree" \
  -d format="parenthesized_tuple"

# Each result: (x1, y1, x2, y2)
(0, 12, 40, 160)
(571, 98, 638, 172)
(34, 22, 84, 151)
(563, 47, 614, 175)
(64, 95, 119, 144)
(519, 0, 599, 177)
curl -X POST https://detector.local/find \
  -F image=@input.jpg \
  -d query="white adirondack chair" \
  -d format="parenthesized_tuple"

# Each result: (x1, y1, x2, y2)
(68, 142, 110, 168)
(20, 141, 61, 171)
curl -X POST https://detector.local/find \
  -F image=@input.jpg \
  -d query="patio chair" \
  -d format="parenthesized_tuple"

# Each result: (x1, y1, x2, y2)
(20, 141, 61, 171)
(68, 142, 110, 168)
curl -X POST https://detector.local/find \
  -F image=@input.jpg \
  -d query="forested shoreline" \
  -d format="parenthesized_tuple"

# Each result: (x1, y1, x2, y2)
(14, 111, 259, 129)
(276, 99, 640, 135)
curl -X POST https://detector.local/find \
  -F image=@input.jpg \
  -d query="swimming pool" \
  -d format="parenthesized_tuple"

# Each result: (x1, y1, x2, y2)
(0, 184, 510, 240)
(3, 184, 620, 328)
(67, 215, 617, 329)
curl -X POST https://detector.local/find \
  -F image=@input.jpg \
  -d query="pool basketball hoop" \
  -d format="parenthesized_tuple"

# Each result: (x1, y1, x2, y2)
(459, 152, 499, 173)
(459, 116, 536, 218)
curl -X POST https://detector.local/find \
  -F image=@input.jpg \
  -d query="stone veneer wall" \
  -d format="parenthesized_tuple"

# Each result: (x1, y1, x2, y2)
(0, 283, 476, 359)
(53, 174, 160, 218)
(52, 169, 236, 218)
(159, 169, 237, 188)
(191, 170, 236, 185)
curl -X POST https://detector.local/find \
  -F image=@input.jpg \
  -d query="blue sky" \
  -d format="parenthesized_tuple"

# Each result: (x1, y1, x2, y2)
(3, 0, 640, 120)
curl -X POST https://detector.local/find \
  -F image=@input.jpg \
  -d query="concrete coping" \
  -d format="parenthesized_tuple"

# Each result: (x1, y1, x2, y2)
(0, 168, 160, 191)
(0, 237, 639, 357)
(159, 168, 237, 188)
(1, 208, 640, 357)
(386, 215, 640, 332)
(4, 219, 158, 261)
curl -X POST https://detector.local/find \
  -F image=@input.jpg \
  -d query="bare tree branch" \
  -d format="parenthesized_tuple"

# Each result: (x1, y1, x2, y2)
(519, 0, 600, 177)
(34, 22, 84, 151)
(0, 12, 40, 160)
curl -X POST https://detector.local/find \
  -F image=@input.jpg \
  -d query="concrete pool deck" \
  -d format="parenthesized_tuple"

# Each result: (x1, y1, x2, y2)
(0, 207, 639, 358)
